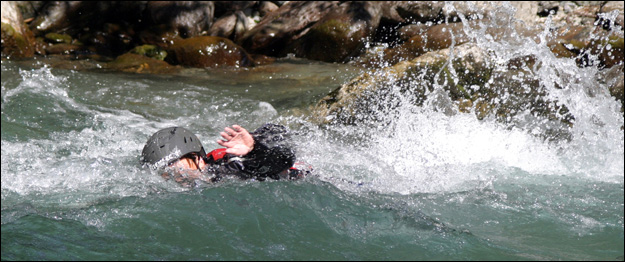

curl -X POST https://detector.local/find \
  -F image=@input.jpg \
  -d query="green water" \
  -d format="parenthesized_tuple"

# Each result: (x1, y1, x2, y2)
(1, 54, 624, 261)
(2, 175, 622, 260)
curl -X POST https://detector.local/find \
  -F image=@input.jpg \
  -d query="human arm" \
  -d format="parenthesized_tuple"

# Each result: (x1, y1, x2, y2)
(214, 123, 297, 180)
(216, 125, 254, 156)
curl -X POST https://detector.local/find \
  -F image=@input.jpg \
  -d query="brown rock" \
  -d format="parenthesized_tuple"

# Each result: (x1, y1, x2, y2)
(138, 24, 183, 48)
(165, 36, 254, 68)
(45, 43, 85, 55)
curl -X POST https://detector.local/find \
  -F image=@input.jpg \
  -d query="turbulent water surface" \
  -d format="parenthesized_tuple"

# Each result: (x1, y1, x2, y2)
(2, 6, 624, 261)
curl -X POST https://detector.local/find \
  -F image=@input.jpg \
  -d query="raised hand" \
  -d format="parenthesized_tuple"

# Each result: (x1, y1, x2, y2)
(216, 125, 255, 156)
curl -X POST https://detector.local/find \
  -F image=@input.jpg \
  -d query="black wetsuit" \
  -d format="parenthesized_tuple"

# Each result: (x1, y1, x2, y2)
(198, 123, 310, 182)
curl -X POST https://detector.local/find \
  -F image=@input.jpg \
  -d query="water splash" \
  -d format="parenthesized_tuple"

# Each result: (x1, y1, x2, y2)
(302, 2, 624, 195)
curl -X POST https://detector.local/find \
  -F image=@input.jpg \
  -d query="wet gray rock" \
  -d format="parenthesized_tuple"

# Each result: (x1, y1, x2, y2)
(146, 1, 215, 38)
(238, 1, 339, 56)
(208, 11, 255, 42)
(283, 1, 383, 62)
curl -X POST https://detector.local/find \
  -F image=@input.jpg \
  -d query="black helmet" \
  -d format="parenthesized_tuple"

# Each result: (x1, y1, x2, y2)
(140, 127, 206, 168)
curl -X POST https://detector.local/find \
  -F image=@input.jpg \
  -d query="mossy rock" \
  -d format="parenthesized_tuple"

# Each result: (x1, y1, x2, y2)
(311, 43, 575, 141)
(1, 1, 36, 58)
(312, 44, 492, 125)
(44, 33, 73, 44)
(130, 45, 167, 60)
(1, 22, 35, 58)
(107, 53, 180, 74)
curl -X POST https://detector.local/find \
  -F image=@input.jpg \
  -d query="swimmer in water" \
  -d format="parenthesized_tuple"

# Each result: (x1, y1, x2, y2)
(140, 123, 312, 187)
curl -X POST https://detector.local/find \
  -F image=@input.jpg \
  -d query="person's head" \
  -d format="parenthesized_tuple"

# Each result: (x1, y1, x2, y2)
(141, 126, 207, 170)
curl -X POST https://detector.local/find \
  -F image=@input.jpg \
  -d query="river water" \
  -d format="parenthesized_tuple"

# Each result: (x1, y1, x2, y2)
(2, 6, 624, 261)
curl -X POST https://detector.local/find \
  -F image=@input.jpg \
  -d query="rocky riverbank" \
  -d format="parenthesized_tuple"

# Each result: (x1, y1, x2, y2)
(2, 1, 623, 136)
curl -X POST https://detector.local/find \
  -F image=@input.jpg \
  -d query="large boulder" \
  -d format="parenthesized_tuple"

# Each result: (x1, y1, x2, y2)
(27, 2, 148, 57)
(312, 43, 575, 141)
(27, 1, 216, 57)
(312, 44, 492, 125)
(357, 1, 623, 70)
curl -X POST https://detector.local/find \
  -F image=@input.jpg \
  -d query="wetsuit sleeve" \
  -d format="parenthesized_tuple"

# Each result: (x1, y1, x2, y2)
(238, 134, 296, 180)
(204, 124, 297, 181)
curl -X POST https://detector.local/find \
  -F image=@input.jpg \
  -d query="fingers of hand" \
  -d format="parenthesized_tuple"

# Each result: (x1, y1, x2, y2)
(232, 125, 246, 133)
(224, 127, 237, 136)
(217, 139, 231, 147)
(220, 131, 232, 141)
(222, 125, 248, 139)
